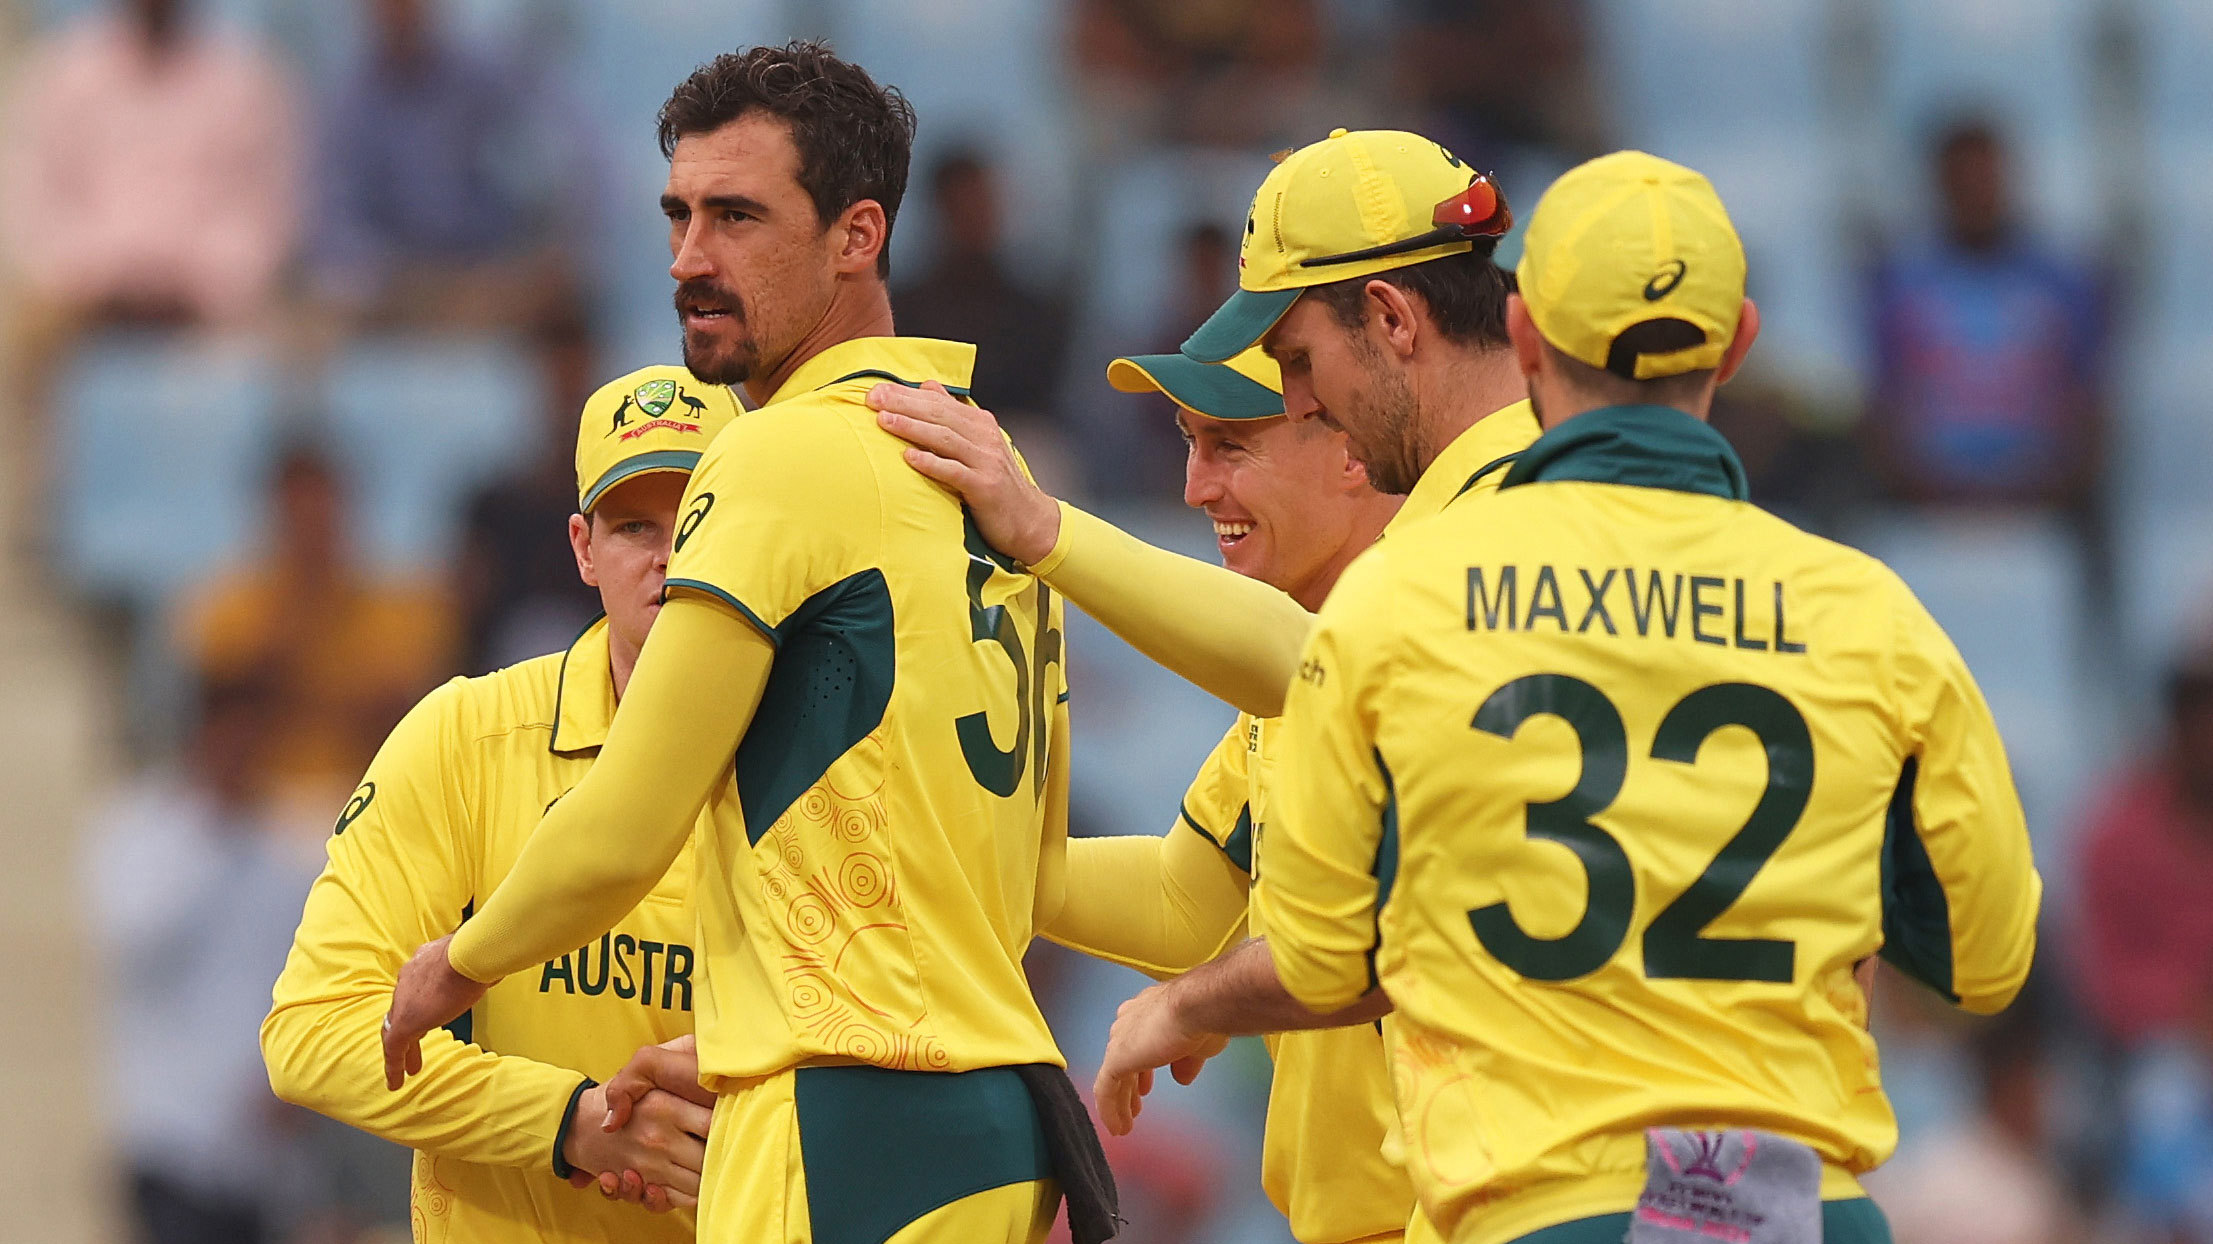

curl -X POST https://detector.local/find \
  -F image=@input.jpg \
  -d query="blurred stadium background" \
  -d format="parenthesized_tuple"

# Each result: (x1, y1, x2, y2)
(1, 0, 2211, 1240)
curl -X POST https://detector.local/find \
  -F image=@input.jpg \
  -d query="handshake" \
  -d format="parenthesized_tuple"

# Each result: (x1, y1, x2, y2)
(562, 1035, 714, 1213)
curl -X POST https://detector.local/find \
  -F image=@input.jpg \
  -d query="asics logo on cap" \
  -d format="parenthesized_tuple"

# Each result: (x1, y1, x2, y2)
(1643, 259, 1688, 301)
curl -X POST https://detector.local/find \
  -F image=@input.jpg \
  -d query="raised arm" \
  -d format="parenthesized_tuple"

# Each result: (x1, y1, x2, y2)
(871, 382, 1314, 716)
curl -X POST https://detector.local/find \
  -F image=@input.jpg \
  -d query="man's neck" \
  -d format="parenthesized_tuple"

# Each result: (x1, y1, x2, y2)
(1411, 346, 1526, 475)
(1291, 499, 1402, 611)
(609, 633, 639, 702)
(743, 281, 897, 408)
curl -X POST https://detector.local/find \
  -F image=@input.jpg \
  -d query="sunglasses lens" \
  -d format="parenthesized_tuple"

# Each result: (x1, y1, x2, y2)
(1432, 179, 1512, 237)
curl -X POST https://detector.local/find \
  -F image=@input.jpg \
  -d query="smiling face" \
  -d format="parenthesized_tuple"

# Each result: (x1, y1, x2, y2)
(1178, 409, 1399, 610)
(664, 113, 842, 388)
(569, 470, 689, 668)
(1265, 294, 1425, 495)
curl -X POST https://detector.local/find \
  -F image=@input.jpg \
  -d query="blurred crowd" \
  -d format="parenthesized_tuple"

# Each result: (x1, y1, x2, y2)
(5, 0, 2213, 1242)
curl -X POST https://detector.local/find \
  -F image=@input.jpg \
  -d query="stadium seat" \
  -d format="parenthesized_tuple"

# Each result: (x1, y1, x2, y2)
(54, 331, 282, 606)
(1590, 0, 1828, 158)
(321, 336, 548, 568)
(1856, 512, 2108, 888)
(2115, 501, 2213, 699)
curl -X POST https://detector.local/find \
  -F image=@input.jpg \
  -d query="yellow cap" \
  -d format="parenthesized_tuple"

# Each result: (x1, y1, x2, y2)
(1182, 128, 1509, 363)
(1515, 151, 1747, 381)
(574, 365, 740, 511)
(1106, 346, 1283, 420)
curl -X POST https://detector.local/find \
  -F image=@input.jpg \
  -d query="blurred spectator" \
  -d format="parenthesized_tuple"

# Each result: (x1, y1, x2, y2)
(2078, 640, 2213, 1046)
(1864, 983, 2080, 1244)
(0, 0, 301, 327)
(1396, 0, 1605, 172)
(897, 151, 1072, 433)
(1863, 121, 2109, 514)
(82, 679, 323, 1244)
(1071, 0, 1325, 152)
(180, 443, 455, 813)
(2080, 639, 2213, 1240)
(454, 317, 602, 674)
(313, 0, 583, 330)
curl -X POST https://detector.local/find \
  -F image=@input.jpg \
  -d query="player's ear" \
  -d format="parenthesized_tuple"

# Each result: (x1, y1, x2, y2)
(1714, 298, 1760, 386)
(1368, 279, 1420, 360)
(569, 512, 600, 587)
(1506, 294, 1545, 383)
(832, 200, 889, 277)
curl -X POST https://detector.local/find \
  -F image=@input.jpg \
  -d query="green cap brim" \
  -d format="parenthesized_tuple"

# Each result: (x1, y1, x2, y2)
(1106, 353, 1284, 420)
(1180, 288, 1302, 364)
(580, 449, 702, 512)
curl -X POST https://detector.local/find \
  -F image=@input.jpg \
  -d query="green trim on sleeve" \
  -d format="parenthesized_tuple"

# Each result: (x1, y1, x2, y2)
(1177, 801, 1254, 876)
(1367, 750, 1401, 992)
(1878, 757, 1958, 1002)
(663, 577, 781, 647)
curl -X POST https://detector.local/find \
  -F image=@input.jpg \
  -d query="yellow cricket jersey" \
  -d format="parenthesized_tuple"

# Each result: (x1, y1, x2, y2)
(1179, 715, 1414, 1243)
(263, 619, 697, 1244)
(1257, 405, 2040, 1244)
(1387, 400, 1543, 532)
(659, 336, 1070, 1088)
(1040, 399, 1543, 1243)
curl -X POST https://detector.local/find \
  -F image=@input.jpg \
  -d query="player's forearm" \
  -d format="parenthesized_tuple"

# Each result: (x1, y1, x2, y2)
(264, 987, 582, 1169)
(1035, 502, 1313, 717)
(1043, 833, 1247, 979)
(450, 598, 771, 982)
(1167, 937, 1390, 1037)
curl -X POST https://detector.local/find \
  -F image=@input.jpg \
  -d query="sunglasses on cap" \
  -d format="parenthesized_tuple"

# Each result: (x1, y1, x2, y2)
(1298, 175, 1513, 269)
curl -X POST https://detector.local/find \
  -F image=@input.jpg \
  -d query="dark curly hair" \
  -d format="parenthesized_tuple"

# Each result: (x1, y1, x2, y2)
(658, 41, 918, 277)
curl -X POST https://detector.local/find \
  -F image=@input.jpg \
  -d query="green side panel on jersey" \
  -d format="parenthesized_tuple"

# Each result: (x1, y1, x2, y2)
(735, 569, 896, 846)
(1879, 757, 1957, 1002)
(795, 1064, 1051, 1244)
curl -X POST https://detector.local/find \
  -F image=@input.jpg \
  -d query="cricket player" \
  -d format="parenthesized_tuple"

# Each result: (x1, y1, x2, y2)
(1256, 152, 2041, 1244)
(1041, 345, 1418, 1243)
(378, 43, 1108, 1244)
(867, 128, 1541, 723)
(261, 363, 739, 1241)
(868, 130, 1551, 1134)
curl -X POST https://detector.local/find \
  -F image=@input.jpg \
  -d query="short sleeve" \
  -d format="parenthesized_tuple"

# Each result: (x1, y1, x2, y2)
(664, 407, 882, 638)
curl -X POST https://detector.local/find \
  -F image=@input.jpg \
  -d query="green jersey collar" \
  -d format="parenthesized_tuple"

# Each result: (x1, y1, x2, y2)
(1499, 404, 1748, 502)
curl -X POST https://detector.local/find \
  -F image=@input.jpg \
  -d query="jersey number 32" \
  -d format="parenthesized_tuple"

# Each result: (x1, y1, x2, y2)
(1467, 674, 1812, 985)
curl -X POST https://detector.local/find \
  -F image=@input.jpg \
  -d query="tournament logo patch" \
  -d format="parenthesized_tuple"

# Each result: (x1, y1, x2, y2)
(635, 378, 678, 418)
(334, 782, 376, 835)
